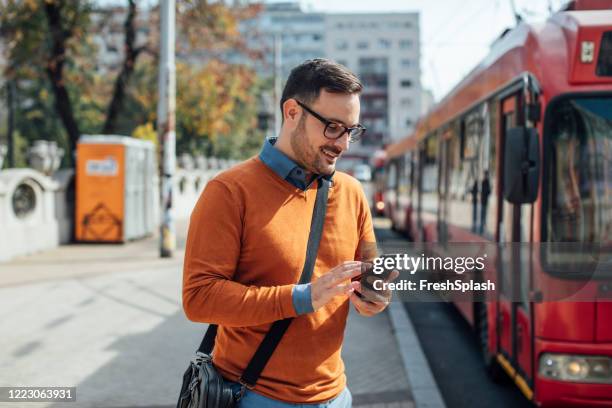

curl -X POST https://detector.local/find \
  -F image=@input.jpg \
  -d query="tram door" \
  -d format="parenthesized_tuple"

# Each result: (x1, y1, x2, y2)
(497, 93, 534, 390)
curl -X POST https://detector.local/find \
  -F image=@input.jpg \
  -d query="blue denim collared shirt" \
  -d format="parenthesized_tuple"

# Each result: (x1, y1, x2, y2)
(258, 137, 333, 316)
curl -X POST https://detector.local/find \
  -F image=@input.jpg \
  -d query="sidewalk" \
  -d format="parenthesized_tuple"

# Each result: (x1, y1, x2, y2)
(0, 219, 417, 408)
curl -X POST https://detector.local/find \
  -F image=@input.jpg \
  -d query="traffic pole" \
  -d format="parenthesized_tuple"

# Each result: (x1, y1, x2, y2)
(7, 79, 15, 168)
(157, 0, 176, 258)
(273, 33, 282, 137)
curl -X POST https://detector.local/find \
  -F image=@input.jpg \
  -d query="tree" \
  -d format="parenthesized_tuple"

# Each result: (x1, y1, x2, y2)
(0, 0, 264, 167)
(175, 60, 262, 158)
(0, 1, 92, 165)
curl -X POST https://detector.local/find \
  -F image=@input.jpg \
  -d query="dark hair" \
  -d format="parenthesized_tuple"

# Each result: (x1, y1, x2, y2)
(280, 59, 362, 117)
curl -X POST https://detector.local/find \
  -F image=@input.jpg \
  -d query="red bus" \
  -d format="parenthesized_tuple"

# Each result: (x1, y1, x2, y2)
(384, 1, 612, 406)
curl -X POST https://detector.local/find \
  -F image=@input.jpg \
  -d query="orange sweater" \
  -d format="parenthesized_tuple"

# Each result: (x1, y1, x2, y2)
(182, 156, 376, 403)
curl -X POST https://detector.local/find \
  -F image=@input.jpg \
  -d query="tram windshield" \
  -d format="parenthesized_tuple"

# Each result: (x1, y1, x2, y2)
(546, 96, 612, 244)
(543, 96, 611, 280)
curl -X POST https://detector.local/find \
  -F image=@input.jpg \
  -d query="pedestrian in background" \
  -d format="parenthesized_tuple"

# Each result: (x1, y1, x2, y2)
(183, 59, 394, 407)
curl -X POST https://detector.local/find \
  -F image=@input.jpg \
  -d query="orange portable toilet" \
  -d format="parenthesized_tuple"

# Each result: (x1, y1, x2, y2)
(75, 135, 156, 243)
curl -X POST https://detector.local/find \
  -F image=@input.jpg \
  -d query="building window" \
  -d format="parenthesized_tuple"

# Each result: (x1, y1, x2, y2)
(336, 40, 348, 50)
(400, 98, 413, 107)
(399, 39, 413, 49)
(359, 57, 388, 74)
(373, 99, 386, 109)
(313, 34, 322, 41)
(378, 38, 391, 49)
(401, 59, 412, 68)
(404, 21, 412, 28)
(357, 41, 369, 50)
(400, 79, 412, 88)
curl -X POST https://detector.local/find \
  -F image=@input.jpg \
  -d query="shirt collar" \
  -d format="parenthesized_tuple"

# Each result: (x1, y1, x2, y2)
(259, 138, 333, 190)
(259, 137, 296, 180)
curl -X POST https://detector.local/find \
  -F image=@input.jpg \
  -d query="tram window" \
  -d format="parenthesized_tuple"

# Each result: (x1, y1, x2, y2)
(425, 136, 437, 164)
(408, 152, 415, 197)
(386, 163, 398, 189)
(422, 135, 439, 215)
(463, 115, 480, 160)
(480, 159, 496, 238)
(483, 101, 497, 239)
(446, 134, 468, 229)
(398, 158, 408, 189)
(447, 105, 497, 238)
(459, 120, 466, 160)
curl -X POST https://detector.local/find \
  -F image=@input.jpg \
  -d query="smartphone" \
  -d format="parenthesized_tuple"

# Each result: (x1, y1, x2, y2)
(353, 260, 392, 303)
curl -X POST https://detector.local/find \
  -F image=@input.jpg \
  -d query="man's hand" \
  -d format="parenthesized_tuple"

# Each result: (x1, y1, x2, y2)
(311, 261, 363, 310)
(349, 269, 400, 317)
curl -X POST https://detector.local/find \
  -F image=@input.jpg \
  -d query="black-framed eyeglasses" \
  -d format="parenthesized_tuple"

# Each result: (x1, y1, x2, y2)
(296, 100, 366, 143)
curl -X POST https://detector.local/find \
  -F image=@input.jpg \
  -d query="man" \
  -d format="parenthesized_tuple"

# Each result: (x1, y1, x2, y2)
(183, 59, 392, 407)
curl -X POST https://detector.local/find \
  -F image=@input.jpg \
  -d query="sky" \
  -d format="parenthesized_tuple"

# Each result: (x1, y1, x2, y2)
(297, 0, 568, 101)
(99, 0, 569, 101)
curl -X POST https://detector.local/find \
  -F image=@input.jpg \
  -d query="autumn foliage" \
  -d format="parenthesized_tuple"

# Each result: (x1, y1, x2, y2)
(0, 0, 266, 166)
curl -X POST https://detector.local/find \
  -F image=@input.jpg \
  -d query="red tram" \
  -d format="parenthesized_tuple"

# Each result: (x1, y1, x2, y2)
(384, 1, 612, 406)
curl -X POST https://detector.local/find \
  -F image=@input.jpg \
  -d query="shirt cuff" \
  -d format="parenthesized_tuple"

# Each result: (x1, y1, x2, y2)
(292, 283, 314, 315)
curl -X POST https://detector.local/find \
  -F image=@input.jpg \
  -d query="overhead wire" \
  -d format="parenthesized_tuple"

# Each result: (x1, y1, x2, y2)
(424, 0, 477, 45)
(437, 0, 498, 45)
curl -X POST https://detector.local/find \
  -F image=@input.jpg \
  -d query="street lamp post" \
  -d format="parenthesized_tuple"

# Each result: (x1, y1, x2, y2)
(6, 79, 15, 168)
(157, 0, 176, 258)
(273, 32, 282, 137)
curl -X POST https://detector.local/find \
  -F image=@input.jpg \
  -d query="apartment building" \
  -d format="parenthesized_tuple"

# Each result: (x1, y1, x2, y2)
(248, 2, 421, 154)
(325, 13, 421, 151)
(243, 2, 326, 79)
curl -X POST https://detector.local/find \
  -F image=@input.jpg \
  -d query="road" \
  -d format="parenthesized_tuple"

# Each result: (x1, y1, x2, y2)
(374, 219, 534, 408)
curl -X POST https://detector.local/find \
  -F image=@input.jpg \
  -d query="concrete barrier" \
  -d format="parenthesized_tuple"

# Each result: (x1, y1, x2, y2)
(173, 168, 220, 220)
(0, 169, 59, 262)
(172, 155, 234, 220)
(0, 155, 233, 261)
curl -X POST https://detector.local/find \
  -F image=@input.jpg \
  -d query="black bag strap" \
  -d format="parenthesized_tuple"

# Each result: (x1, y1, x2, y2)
(197, 321, 217, 355)
(197, 178, 331, 386)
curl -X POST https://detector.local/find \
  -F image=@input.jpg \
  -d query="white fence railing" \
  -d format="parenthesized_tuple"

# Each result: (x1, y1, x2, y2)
(0, 169, 60, 262)
(0, 156, 237, 262)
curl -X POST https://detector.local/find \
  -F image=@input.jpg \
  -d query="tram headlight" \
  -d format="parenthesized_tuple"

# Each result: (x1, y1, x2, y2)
(539, 353, 612, 384)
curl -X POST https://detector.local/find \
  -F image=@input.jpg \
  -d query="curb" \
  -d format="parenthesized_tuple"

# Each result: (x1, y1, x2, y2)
(388, 302, 447, 408)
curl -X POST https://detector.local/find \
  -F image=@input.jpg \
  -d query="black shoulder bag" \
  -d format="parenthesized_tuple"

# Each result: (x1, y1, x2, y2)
(177, 178, 330, 408)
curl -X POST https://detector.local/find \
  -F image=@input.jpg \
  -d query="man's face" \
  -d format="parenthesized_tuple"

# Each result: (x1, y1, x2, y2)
(290, 90, 361, 176)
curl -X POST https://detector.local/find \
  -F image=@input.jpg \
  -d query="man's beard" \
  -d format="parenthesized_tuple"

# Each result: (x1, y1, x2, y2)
(290, 118, 340, 176)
